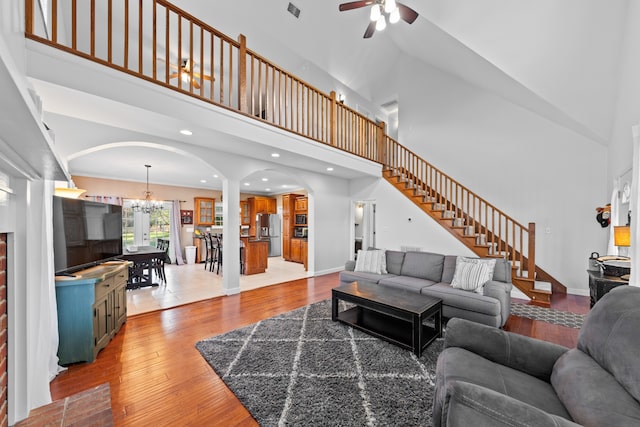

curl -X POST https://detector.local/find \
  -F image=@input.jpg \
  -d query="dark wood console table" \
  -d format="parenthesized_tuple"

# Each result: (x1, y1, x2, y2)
(587, 270, 628, 308)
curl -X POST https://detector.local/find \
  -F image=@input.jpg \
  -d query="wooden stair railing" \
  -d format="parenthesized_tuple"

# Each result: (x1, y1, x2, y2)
(24, 0, 564, 305)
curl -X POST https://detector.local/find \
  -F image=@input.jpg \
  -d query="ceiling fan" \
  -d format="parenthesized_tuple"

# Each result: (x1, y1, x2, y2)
(158, 58, 213, 89)
(338, 0, 418, 38)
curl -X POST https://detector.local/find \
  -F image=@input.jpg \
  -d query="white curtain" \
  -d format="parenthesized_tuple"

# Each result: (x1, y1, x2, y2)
(607, 178, 620, 256)
(170, 201, 184, 265)
(27, 179, 63, 412)
(628, 126, 640, 287)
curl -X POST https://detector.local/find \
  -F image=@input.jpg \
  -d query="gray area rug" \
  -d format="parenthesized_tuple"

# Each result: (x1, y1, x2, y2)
(196, 299, 443, 426)
(511, 303, 584, 329)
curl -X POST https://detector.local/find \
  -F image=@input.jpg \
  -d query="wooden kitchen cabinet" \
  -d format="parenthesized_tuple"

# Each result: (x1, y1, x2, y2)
(294, 197, 308, 212)
(240, 201, 250, 225)
(194, 197, 215, 226)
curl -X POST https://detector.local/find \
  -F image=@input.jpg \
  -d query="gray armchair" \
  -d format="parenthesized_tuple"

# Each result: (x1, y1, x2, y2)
(433, 286, 640, 427)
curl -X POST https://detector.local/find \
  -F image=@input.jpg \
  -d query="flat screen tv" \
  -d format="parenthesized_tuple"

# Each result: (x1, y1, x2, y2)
(52, 196, 123, 275)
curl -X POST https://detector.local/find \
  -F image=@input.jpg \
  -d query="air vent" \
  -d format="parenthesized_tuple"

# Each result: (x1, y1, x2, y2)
(287, 2, 301, 18)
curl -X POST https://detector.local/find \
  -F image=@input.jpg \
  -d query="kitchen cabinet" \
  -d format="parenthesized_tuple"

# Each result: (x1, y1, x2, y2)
(194, 197, 215, 226)
(241, 237, 269, 275)
(55, 262, 128, 365)
(248, 196, 277, 236)
(294, 197, 308, 212)
(290, 238, 308, 268)
(240, 201, 250, 225)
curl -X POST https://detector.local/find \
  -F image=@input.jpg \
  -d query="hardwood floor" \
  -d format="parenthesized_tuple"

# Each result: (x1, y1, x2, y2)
(49, 273, 590, 426)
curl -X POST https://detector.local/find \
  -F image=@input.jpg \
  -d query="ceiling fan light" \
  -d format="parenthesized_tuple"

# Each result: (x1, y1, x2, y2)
(376, 15, 387, 31)
(384, 0, 397, 14)
(370, 4, 381, 21)
(389, 7, 400, 24)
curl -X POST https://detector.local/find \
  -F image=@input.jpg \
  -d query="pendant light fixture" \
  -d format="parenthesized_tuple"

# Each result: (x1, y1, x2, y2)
(132, 164, 163, 213)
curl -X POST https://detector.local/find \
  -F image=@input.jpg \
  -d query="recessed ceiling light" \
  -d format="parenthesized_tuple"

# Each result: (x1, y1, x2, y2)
(180, 129, 193, 136)
(213, 174, 219, 178)
(326, 167, 334, 171)
(200, 179, 207, 183)
(244, 182, 251, 186)
(271, 153, 280, 158)
(281, 184, 289, 188)
(262, 178, 269, 182)
(265, 188, 271, 191)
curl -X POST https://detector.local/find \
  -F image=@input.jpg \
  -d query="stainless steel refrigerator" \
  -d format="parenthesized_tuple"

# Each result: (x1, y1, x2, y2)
(257, 213, 281, 257)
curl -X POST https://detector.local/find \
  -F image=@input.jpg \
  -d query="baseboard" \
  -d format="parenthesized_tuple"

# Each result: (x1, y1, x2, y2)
(313, 266, 344, 276)
(510, 288, 530, 301)
(566, 287, 590, 297)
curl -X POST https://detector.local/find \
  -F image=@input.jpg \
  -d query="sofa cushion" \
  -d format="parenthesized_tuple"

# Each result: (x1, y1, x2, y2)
(436, 347, 572, 420)
(576, 286, 640, 401)
(551, 348, 640, 426)
(385, 250, 405, 275)
(421, 284, 500, 316)
(451, 257, 497, 293)
(492, 258, 511, 283)
(441, 255, 458, 284)
(378, 275, 436, 293)
(400, 251, 444, 281)
(339, 270, 397, 286)
(354, 249, 387, 274)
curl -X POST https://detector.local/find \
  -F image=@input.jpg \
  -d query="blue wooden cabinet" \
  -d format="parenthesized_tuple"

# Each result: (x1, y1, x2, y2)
(55, 262, 128, 365)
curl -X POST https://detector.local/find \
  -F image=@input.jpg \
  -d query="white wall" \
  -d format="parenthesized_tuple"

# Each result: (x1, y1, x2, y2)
(350, 177, 475, 257)
(369, 55, 609, 294)
(608, 1, 640, 189)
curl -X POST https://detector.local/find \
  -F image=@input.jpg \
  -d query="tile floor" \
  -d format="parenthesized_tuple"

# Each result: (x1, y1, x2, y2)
(126, 256, 309, 315)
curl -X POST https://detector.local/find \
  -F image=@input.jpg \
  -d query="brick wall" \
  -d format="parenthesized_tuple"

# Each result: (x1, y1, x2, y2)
(0, 234, 7, 427)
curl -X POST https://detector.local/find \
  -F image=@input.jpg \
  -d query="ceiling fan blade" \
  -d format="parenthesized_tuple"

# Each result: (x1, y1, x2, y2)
(192, 79, 201, 90)
(363, 21, 376, 38)
(169, 72, 180, 79)
(339, 1, 374, 12)
(397, 3, 419, 24)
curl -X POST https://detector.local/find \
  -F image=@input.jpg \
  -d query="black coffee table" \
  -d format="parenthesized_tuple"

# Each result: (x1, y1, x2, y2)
(332, 282, 442, 356)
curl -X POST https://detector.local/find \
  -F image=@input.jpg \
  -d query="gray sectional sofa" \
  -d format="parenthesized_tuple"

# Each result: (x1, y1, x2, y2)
(339, 250, 512, 328)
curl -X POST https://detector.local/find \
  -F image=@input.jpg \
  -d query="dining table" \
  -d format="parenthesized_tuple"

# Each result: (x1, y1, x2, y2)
(121, 246, 165, 290)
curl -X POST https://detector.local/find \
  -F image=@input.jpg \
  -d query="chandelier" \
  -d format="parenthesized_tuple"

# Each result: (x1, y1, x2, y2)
(131, 164, 163, 213)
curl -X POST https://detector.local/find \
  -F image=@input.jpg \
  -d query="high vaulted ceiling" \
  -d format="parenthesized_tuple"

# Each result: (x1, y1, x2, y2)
(30, 0, 630, 190)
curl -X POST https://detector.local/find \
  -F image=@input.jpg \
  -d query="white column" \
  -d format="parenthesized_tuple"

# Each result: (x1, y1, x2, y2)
(222, 178, 241, 295)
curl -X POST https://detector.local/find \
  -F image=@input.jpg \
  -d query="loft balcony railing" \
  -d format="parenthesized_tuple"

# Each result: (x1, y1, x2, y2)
(24, 0, 537, 283)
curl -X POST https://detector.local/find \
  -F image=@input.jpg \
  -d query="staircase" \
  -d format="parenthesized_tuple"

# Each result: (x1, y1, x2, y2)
(382, 162, 562, 307)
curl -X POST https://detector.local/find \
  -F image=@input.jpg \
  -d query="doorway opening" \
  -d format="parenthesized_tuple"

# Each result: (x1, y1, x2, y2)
(353, 200, 376, 258)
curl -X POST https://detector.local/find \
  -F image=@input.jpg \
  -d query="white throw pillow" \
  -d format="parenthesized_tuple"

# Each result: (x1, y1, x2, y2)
(354, 249, 387, 274)
(451, 257, 497, 293)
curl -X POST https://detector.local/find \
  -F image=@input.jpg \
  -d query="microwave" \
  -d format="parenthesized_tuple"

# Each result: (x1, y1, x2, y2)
(294, 227, 308, 238)
(295, 214, 307, 225)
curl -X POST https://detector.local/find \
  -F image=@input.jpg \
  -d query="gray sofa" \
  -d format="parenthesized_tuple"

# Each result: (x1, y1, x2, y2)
(339, 250, 512, 328)
(433, 286, 640, 427)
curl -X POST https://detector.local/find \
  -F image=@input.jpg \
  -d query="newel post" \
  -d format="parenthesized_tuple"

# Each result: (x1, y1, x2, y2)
(377, 121, 386, 166)
(528, 222, 536, 280)
(330, 91, 337, 146)
(238, 34, 247, 114)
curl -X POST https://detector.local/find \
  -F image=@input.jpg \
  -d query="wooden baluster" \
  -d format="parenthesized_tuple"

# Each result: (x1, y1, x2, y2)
(199, 27, 204, 97)
(163, 7, 168, 82)
(330, 91, 337, 146)
(124, 0, 130, 69)
(219, 38, 224, 103)
(210, 32, 215, 101)
(137, 0, 142, 73)
(528, 223, 536, 280)
(188, 21, 193, 92)
(52, 0, 57, 43)
(151, 0, 155, 77)
(72, 0, 77, 49)
(228, 40, 234, 107)
(91, 0, 96, 57)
